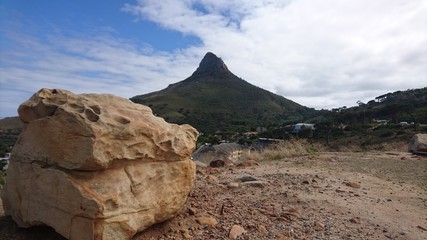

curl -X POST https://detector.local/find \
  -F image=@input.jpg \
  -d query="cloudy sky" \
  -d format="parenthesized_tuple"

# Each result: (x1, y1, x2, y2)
(1, 0, 426, 118)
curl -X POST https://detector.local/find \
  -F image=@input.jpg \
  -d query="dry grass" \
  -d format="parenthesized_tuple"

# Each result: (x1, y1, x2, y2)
(242, 139, 327, 162)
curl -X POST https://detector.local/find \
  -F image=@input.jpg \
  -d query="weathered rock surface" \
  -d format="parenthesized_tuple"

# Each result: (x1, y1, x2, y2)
(1, 88, 198, 240)
(408, 134, 427, 153)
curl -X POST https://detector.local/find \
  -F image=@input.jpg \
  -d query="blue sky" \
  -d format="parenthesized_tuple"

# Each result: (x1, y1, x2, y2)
(1, 0, 427, 118)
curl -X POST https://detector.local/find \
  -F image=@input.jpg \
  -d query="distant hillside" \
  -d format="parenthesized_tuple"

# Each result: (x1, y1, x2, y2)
(131, 52, 317, 134)
(0, 116, 23, 130)
(0, 117, 22, 157)
(329, 87, 427, 124)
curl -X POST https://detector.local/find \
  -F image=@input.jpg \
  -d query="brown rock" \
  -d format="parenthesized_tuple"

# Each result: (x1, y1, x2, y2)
(346, 182, 361, 188)
(188, 207, 198, 215)
(206, 175, 219, 183)
(180, 229, 192, 239)
(350, 217, 361, 224)
(229, 225, 247, 239)
(284, 208, 301, 218)
(1, 88, 198, 240)
(196, 216, 218, 227)
(409, 134, 427, 152)
(314, 222, 325, 231)
(241, 181, 267, 188)
(228, 182, 240, 188)
(210, 159, 225, 168)
(258, 225, 268, 236)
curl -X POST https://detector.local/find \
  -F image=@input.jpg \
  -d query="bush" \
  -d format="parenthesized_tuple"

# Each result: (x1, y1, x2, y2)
(379, 131, 394, 138)
(242, 139, 326, 161)
(0, 172, 5, 186)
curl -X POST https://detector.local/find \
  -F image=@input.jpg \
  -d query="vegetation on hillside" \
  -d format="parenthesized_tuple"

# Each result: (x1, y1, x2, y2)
(131, 53, 318, 134)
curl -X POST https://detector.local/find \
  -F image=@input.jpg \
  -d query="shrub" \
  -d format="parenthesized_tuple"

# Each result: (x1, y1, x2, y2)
(242, 139, 326, 161)
(0, 172, 4, 186)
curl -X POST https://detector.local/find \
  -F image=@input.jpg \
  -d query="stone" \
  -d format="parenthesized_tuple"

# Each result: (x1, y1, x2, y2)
(241, 181, 267, 188)
(196, 216, 218, 227)
(188, 207, 198, 215)
(180, 229, 192, 239)
(206, 175, 219, 183)
(228, 182, 240, 188)
(229, 225, 247, 239)
(284, 208, 301, 218)
(258, 225, 268, 236)
(349, 217, 361, 224)
(1, 88, 198, 240)
(238, 176, 258, 182)
(409, 134, 427, 152)
(209, 159, 225, 168)
(314, 222, 325, 231)
(346, 182, 361, 188)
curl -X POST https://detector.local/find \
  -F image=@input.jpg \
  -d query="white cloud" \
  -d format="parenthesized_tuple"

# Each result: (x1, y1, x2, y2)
(0, 27, 201, 117)
(1, 0, 427, 118)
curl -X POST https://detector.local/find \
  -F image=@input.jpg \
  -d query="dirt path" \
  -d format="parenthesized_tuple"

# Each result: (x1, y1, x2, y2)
(1, 152, 426, 240)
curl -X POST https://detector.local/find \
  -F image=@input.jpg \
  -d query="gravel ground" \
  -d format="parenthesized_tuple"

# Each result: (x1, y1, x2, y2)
(1, 151, 426, 240)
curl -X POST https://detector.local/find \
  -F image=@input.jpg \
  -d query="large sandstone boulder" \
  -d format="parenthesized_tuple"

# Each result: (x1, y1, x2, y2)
(408, 134, 427, 153)
(1, 88, 198, 240)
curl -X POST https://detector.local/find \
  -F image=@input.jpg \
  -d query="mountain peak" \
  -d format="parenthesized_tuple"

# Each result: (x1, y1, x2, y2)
(192, 52, 230, 76)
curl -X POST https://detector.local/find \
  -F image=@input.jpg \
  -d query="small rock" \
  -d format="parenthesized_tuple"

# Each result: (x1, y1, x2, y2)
(258, 225, 268, 236)
(196, 216, 218, 227)
(350, 217, 361, 224)
(336, 188, 346, 193)
(180, 229, 192, 239)
(346, 182, 361, 188)
(206, 175, 219, 183)
(241, 180, 267, 188)
(229, 225, 247, 239)
(210, 159, 225, 168)
(239, 176, 258, 182)
(188, 207, 197, 215)
(314, 222, 325, 231)
(228, 182, 240, 188)
(302, 180, 310, 184)
(284, 208, 301, 218)
(417, 225, 427, 231)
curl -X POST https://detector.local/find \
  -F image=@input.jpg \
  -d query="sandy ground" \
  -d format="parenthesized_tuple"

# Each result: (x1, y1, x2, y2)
(0, 151, 426, 240)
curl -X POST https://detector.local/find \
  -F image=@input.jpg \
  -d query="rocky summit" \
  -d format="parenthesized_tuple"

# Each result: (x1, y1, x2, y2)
(191, 52, 230, 77)
(1, 88, 198, 240)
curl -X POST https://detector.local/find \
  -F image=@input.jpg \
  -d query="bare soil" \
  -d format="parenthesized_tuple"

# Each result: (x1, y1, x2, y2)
(1, 151, 426, 240)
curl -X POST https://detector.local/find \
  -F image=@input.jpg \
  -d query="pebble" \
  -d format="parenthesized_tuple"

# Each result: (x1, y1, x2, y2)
(314, 222, 325, 231)
(188, 207, 197, 215)
(349, 217, 361, 224)
(229, 225, 247, 239)
(241, 181, 267, 188)
(346, 182, 361, 188)
(239, 176, 258, 182)
(196, 216, 218, 227)
(228, 182, 240, 188)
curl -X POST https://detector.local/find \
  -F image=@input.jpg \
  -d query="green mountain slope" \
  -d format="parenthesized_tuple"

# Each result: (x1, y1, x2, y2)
(329, 87, 427, 124)
(131, 52, 317, 133)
